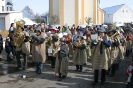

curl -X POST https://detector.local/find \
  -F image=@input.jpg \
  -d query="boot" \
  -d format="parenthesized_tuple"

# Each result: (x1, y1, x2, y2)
(79, 65, 82, 72)
(76, 65, 79, 71)
(58, 73, 61, 78)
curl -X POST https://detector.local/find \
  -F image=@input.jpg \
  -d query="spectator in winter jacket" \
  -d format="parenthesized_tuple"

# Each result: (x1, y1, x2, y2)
(126, 59, 133, 88)
(5, 37, 13, 62)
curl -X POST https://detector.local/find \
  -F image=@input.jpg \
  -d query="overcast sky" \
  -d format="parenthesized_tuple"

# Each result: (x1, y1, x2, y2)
(12, 0, 133, 14)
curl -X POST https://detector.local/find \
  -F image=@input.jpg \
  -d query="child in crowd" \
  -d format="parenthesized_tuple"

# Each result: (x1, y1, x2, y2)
(5, 37, 13, 62)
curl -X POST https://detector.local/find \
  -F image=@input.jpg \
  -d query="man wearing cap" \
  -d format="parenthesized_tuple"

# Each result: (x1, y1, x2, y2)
(91, 26, 112, 86)
(31, 26, 46, 74)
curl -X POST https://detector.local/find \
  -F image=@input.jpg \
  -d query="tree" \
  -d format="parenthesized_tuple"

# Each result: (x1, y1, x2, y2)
(41, 12, 49, 16)
(85, 17, 93, 25)
(34, 13, 46, 23)
(50, 15, 59, 25)
(24, 6, 34, 16)
(34, 13, 41, 23)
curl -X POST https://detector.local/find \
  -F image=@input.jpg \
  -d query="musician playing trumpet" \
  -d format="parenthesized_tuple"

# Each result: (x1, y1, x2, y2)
(73, 36, 87, 72)
(91, 26, 112, 86)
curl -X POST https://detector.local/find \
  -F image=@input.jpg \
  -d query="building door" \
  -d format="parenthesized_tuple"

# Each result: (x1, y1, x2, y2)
(0, 18, 5, 30)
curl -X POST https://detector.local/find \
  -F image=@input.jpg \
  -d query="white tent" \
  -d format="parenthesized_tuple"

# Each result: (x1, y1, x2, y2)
(23, 17, 37, 25)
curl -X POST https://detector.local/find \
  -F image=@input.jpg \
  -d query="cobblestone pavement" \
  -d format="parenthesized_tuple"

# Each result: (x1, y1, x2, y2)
(0, 51, 131, 88)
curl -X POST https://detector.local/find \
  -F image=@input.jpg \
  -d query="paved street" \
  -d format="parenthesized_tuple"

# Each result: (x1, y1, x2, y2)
(0, 50, 131, 88)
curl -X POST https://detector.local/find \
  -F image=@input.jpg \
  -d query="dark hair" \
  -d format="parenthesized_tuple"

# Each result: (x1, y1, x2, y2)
(24, 25, 27, 28)
(10, 23, 14, 28)
(33, 24, 36, 27)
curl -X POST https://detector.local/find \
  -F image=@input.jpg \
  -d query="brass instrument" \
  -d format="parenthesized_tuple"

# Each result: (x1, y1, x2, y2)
(111, 30, 120, 39)
(13, 18, 25, 47)
(45, 37, 52, 47)
(73, 39, 82, 48)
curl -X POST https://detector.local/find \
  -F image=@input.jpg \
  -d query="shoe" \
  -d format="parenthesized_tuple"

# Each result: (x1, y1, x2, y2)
(51, 66, 55, 68)
(75, 69, 79, 71)
(16, 67, 22, 71)
(37, 71, 42, 74)
(35, 70, 38, 73)
(109, 74, 115, 77)
(62, 76, 66, 79)
(57, 78, 62, 81)
(23, 68, 25, 70)
(79, 70, 82, 72)
(92, 82, 98, 86)
(101, 82, 105, 85)
(84, 63, 87, 65)
(58, 74, 61, 78)
(106, 72, 109, 75)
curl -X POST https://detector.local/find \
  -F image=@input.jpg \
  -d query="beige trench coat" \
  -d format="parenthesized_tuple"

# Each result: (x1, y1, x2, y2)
(91, 35, 111, 70)
(73, 40, 87, 65)
(32, 33, 46, 63)
(55, 44, 69, 76)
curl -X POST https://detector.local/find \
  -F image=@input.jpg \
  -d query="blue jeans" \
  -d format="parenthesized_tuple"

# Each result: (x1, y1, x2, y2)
(36, 62, 43, 73)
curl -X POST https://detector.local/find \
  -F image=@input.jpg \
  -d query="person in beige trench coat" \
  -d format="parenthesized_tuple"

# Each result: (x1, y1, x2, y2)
(73, 36, 87, 72)
(107, 30, 124, 77)
(32, 28, 46, 74)
(91, 27, 112, 86)
(55, 37, 69, 81)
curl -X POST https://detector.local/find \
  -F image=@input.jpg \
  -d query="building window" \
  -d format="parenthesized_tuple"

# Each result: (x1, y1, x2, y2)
(2, 0, 4, 1)
(10, 7, 12, 11)
(108, 15, 109, 17)
(7, 7, 8, 11)
(2, 6, 4, 11)
(126, 10, 128, 12)
(123, 10, 124, 12)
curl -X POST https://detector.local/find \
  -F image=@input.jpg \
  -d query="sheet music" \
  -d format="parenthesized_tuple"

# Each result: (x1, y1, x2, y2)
(48, 48, 52, 53)
(91, 34, 98, 41)
(83, 36, 86, 39)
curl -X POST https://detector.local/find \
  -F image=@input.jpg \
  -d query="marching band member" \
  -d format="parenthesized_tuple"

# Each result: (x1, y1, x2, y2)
(107, 29, 124, 77)
(91, 26, 112, 86)
(83, 30, 91, 59)
(63, 33, 73, 57)
(46, 33, 59, 68)
(55, 37, 69, 81)
(31, 26, 46, 74)
(15, 27, 28, 70)
(73, 36, 87, 72)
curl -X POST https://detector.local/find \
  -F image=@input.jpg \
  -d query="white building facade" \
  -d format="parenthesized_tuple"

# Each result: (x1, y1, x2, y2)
(103, 4, 133, 26)
(0, 0, 13, 12)
(0, 11, 23, 30)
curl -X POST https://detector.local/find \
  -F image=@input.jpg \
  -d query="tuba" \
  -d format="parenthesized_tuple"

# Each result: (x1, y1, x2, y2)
(111, 30, 120, 39)
(13, 18, 25, 47)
